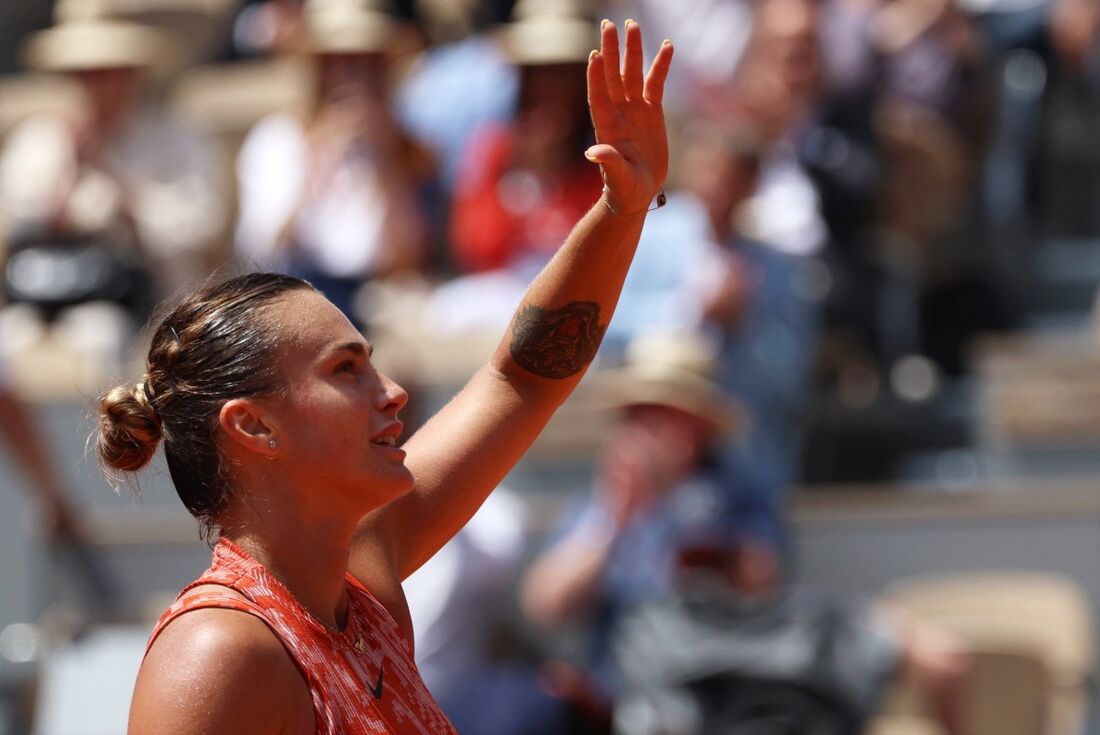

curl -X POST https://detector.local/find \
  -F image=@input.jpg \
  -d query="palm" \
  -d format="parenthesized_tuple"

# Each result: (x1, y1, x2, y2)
(586, 21, 674, 215)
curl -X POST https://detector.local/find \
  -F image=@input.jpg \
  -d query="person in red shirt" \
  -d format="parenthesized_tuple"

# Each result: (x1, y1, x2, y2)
(449, 2, 606, 274)
(102, 19, 674, 734)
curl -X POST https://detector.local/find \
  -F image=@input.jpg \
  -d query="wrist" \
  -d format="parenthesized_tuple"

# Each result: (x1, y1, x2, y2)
(600, 187, 667, 219)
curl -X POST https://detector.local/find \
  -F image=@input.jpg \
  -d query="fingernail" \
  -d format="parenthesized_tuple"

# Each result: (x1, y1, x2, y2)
(626, 18, 636, 26)
(662, 39, 672, 46)
(585, 151, 598, 162)
(601, 18, 610, 28)
(589, 49, 599, 60)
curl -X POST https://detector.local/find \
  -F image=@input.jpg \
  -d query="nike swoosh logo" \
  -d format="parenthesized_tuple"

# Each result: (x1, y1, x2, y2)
(369, 661, 384, 700)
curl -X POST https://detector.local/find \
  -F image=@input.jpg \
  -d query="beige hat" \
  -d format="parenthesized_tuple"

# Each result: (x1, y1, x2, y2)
(500, 0, 597, 66)
(597, 331, 745, 436)
(23, 17, 175, 73)
(53, 0, 234, 66)
(53, 0, 231, 24)
(299, 0, 404, 55)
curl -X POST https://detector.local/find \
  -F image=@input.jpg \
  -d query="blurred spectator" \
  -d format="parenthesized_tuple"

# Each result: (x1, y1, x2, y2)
(607, 0, 755, 118)
(521, 332, 754, 692)
(0, 9, 228, 331)
(404, 487, 574, 734)
(0, 369, 83, 546)
(448, 0, 603, 276)
(0, 352, 118, 614)
(734, 0, 829, 258)
(234, 0, 433, 327)
(396, 0, 519, 190)
(613, 121, 819, 547)
(521, 332, 969, 733)
(571, 97, 820, 564)
(697, 126, 821, 549)
(1048, 0, 1100, 68)
(601, 192, 718, 353)
(611, 504, 970, 735)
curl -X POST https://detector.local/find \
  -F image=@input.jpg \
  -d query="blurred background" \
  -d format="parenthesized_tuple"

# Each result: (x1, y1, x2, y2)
(4, 0, 1100, 732)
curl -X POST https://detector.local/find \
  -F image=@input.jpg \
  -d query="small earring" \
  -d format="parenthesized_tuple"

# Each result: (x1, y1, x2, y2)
(268, 440, 277, 449)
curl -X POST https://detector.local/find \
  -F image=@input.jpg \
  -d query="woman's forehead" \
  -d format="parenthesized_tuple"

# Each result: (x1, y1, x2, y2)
(270, 290, 363, 353)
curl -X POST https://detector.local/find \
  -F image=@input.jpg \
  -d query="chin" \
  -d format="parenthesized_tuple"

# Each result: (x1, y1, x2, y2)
(369, 465, 416, 502)
(391, 468, 416, 495)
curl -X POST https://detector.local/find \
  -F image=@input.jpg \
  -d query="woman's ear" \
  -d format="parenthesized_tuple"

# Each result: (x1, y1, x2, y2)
(219, 398, 277, 458)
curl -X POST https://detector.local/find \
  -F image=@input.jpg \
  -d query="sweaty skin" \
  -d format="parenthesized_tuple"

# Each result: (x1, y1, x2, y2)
(130, 21, 674, 735)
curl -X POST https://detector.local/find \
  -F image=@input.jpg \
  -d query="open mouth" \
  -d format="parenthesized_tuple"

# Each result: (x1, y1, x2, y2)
(372, 436, 397, 448)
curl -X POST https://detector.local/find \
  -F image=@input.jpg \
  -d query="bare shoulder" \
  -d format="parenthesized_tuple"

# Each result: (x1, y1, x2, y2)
(130, 606, 314, 734)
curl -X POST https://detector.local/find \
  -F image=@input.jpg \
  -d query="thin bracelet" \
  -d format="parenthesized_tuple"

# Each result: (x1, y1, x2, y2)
(601, 188, 668, 218)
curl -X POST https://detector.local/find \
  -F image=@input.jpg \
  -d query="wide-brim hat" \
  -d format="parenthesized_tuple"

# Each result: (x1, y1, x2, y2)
(594, 332, 745, 436)
(499, 0, 597, 66)
(298, 0, 404, 56)
(54, 0, 232, 26)
(54, 0, 235, 66)
(23, 18, 175, 73)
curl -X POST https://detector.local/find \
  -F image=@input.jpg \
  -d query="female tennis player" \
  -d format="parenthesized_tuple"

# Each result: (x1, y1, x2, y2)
(101, 20, 673, 734)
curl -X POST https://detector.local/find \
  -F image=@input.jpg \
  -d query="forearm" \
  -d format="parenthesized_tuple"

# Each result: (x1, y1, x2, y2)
(385, 201, 649, 577)
(520, 520, 620, 628)
(491, 194, 648, 394)
(371, 20, 672, 580)
(0, 390, 69, 508)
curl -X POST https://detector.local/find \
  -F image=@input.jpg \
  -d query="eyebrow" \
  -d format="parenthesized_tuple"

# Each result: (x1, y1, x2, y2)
(328, 341, 373, 359)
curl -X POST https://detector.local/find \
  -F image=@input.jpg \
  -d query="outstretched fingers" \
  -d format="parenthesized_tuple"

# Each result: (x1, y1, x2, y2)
(600, 20, 626, 103)
(586, 50, 614, 139)
(622, 20, 645, 100)
(643, 40, 674, 106)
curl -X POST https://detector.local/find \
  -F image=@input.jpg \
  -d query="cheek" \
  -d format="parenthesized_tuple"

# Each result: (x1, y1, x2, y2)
(283, 392, 365, 457)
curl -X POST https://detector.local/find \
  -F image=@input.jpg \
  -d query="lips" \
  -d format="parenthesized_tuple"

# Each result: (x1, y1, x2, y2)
(371, 422, 403, 448)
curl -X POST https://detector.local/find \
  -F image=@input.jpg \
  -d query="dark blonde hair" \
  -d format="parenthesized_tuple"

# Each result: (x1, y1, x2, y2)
(97, 273, 315, 536)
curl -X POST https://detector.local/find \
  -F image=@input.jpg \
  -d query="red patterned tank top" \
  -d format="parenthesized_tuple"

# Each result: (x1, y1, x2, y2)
(145, 538, 456, 734)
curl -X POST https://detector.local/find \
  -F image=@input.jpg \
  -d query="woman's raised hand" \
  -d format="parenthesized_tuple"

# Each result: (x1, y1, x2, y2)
(585, 20, 674, 217)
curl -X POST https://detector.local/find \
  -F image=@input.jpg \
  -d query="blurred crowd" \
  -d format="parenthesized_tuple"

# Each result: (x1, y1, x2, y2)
(4, 0, 1100, 731)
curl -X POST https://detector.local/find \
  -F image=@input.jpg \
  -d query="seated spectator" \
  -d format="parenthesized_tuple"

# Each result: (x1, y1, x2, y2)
(520, 331, 969, 733)
(521, 332, 754, 691)
(612, 504, 970, 735)
(404, 487, 574, 735)
(0, 8, 227, 330)
(395, 0, 518, 191)
(0, 351, 117, 614)
(613, 120, 820, 548)
(694, 123, 821, 550)
(234, 0, 433, 327)
(733, 0, 829, 258)
(448, 0, 603, 276)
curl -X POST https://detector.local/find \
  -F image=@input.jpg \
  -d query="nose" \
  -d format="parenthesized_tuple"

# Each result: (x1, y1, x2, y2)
(377, 370, 409, 415)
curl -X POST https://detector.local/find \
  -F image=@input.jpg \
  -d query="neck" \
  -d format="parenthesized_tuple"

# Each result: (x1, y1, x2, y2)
(221, 503, 357, 631)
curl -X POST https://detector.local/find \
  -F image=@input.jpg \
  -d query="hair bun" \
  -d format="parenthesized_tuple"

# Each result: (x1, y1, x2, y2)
(97, 382, 163, 472)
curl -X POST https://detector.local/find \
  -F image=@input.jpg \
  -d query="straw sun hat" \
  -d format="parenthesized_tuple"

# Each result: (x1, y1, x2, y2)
(596, 332, 745, 436)
(499, 0, 599, 66)
(23, 17, 173, 73)
(298, 0, 406, 56)
(24, 0, 239, 73)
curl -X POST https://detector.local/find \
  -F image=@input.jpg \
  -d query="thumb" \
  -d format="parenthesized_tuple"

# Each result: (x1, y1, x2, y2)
(585, 144, 627, 176)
